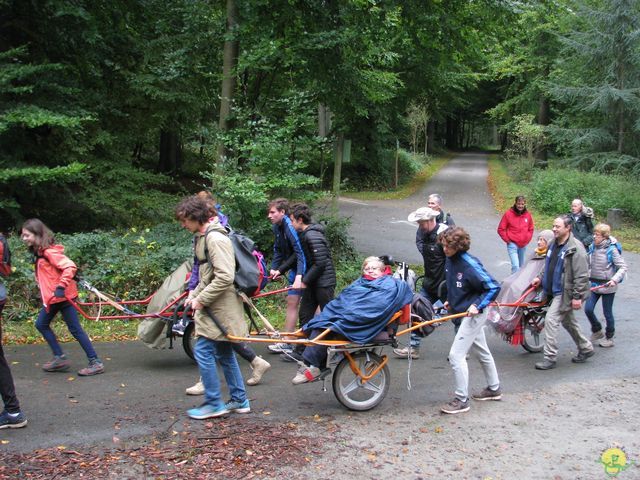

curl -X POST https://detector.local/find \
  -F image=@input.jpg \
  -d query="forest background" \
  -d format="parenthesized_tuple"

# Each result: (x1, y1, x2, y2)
(1, 0, 639, 341)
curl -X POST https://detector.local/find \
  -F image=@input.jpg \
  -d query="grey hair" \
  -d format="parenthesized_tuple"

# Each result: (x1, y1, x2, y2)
(428, 193, 443, 205)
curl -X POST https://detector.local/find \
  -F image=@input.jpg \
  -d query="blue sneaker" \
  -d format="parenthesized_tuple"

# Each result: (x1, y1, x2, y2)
(224, 399, 251, 414)
(0, 410, 28, 429)
(187, 404, 229, 420)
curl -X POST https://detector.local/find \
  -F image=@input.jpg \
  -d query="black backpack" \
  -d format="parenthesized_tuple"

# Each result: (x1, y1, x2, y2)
(203, 227, 268, 297)
(0, 234, 11, 277)
(411, 292, 435, 337)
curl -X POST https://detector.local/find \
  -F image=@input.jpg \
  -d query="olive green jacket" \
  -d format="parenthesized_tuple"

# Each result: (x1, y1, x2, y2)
(191, 219, 247, 341)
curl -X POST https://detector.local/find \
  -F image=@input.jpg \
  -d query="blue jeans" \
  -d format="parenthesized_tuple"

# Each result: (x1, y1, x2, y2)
(584, 292, 615, 339)
(194, 337, 246, 409)
(507, 242, 527, 273)
(35, 301, 98, 360)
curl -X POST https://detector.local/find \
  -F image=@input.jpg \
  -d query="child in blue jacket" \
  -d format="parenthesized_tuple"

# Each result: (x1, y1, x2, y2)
(440, 227, 502, 415)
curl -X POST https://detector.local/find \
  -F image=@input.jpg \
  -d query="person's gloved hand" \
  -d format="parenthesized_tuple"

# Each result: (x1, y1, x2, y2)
(54, 286, 66, 298)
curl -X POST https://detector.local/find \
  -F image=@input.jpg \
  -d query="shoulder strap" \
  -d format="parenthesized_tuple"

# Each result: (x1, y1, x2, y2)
(202, 226, 230, 266)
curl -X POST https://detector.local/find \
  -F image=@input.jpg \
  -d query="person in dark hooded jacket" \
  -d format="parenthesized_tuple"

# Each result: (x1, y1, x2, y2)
(568, 198, 595, 249)
(286, 203, 336, 361)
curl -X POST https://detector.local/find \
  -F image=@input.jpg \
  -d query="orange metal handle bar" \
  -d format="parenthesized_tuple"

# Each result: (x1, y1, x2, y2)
(344, 351, 388, 383)
(249, 286, 293, 299)
(396, 311, 468, 337)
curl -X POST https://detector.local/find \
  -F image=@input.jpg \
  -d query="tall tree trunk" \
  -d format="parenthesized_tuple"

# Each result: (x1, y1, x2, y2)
(158, 130, 182, 174)
(423, 117, 429, 156)
(617, 100, 625, 154)
(446, 117, 458, 150)
(535, 95, 550, 164)
(217, 0, 239, 170)
(427, 120, 435, 154)
(318, 103, 331, 137)
(616, 59, 625, 154)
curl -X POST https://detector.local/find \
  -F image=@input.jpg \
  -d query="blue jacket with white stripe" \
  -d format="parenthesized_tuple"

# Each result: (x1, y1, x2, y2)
(271, 215, 306, 282)
(445, 251, 500, 314)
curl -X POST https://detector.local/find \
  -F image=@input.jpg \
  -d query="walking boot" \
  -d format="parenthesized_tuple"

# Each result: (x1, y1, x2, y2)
(535, 358, 557, 370)
(246, 356, 271, 386)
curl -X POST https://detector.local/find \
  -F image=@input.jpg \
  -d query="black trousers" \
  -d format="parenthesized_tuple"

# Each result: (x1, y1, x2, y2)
(0, 302, 20, 413)
(298, 285, 335, 328)
(295, 286, 335, 355)
(232, 342, 256, 363)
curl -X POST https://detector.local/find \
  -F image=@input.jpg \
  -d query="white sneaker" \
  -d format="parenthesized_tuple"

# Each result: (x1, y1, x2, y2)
(590, 330, 605, 342)
(599, 338, 614, 348)
(246, 356, 271, 386)
(291, 365, 321, 384)
(393, 346, 420, 359)
(268, 342, 293, 354)
(185, 379, 205, 395)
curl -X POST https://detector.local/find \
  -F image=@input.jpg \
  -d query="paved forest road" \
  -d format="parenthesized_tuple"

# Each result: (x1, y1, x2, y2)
(2, 152, 640, 479)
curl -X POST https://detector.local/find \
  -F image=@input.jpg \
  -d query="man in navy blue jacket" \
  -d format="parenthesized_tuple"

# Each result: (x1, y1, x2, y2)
(266, 198, 306, 354)
(440, 227, 502, 415)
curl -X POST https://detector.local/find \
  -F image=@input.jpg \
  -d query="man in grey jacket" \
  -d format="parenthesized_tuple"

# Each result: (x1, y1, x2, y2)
(532, 215, 594, 370)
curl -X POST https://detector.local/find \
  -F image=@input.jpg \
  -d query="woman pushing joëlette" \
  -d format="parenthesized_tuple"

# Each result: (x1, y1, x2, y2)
(21, 219, 104, 376)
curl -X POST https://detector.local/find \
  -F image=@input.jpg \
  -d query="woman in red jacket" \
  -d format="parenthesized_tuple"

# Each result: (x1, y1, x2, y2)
(497, 196, 534, 274)
(21, 219, 104, 376)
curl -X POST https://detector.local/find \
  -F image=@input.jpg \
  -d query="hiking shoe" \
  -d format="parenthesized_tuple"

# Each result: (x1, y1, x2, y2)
(292, 365, 322, 384)
(0, 410, 27, 429)
(224, 399, 251, 414)
(472, 387, 502, 401)
(186, 379, 205, 395)
(268, 342, 293, 354)
(246, 356, 271, 386)
(42, 355, 70, 372)
(393, 346, 419, 359)
(171, 320, 187, 335)
(590, 330, 604, 342)
(78, 359, 104, 376)
(280, 351, 304, 363)
(535, 359, 557, 370)
(572, 349, 595, 363)
(440, 398, 470, 414)
(187, 404, 229, 419)
(599, 338, 614, 348)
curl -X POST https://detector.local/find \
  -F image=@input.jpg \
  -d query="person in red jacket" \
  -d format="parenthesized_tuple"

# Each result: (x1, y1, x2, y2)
(21, 219, 104, 376)
(497, 196, 534, 273)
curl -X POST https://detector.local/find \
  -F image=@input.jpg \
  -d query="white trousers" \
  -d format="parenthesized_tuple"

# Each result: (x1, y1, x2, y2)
(448, 315, 500, 401)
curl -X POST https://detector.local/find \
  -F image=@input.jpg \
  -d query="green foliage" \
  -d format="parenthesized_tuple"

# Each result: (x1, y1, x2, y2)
(318, 213, 358, 263)
(343, 148, 423, 191)
(2, 223, 191, 319)
(548, 0, 640, 169)
(530, 168, 640, 222)
(501, 114, 546, 182)
(75, 162, 183, 230)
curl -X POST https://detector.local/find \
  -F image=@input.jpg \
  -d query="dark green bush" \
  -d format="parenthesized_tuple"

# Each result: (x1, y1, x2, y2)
(530, 169, 640, 222)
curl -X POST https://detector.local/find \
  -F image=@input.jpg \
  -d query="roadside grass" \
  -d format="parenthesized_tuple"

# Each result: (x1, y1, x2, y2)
(487, 155, 640, 252)
(343, 152, 454, 200)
